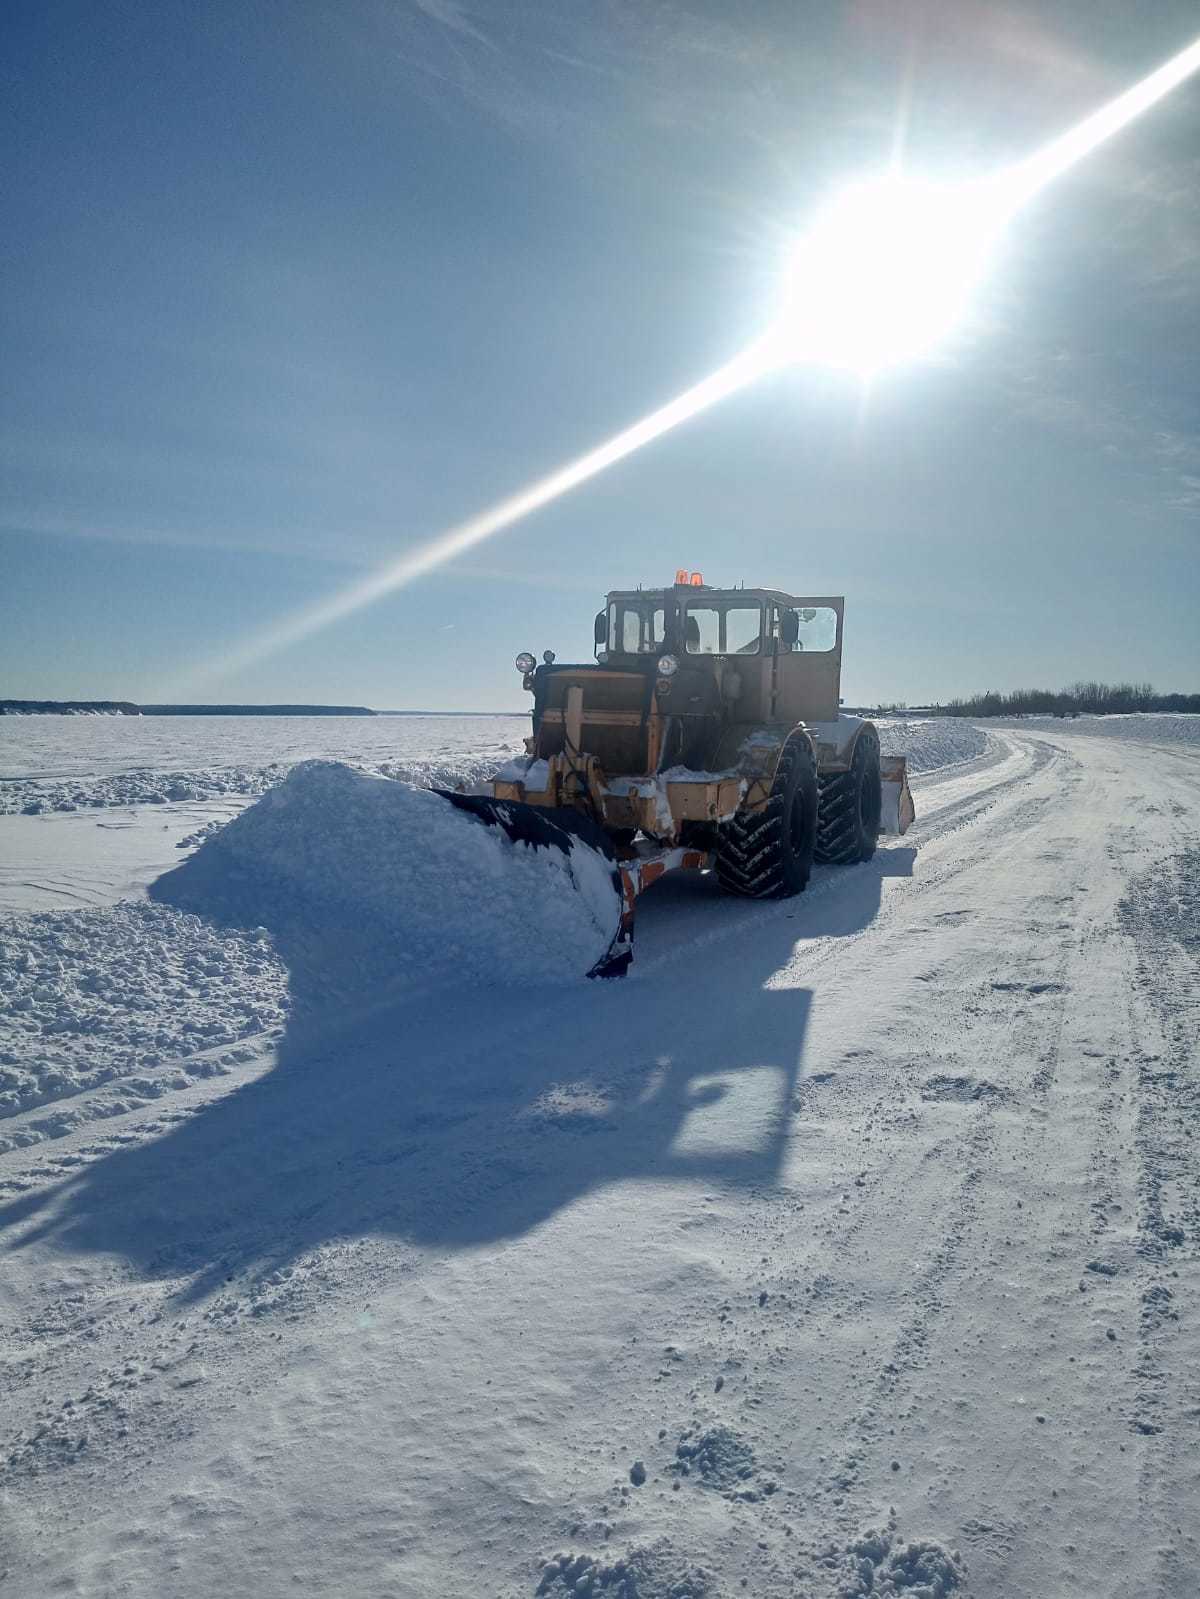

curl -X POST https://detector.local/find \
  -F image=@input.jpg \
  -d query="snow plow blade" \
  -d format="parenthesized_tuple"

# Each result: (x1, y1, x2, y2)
(879, 756, 916, 834)
(433, 792, 632, 979)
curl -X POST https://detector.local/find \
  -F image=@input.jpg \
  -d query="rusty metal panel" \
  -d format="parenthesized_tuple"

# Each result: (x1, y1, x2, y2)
(667, 777, 744, 822)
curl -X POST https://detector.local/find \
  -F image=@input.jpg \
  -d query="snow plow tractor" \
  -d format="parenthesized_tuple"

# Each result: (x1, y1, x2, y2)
(439, 575, 914, 978)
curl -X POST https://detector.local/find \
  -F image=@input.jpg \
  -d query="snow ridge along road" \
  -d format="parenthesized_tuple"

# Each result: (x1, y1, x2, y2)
(0, 720, 1197, 1597)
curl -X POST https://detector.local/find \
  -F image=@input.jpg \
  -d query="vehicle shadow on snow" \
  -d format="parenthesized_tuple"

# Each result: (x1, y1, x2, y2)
(633, 844, 915, 959)
(0, 845, 911, 1302)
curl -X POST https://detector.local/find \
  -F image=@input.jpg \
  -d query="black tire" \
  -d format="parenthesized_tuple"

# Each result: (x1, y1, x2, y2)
(716, 737, 818, 899)
(814, 731, 881, 865)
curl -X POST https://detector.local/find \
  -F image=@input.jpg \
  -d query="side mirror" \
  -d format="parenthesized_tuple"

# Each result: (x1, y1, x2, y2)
(594, 611, 607, 647)
(780, 609, 800, 646)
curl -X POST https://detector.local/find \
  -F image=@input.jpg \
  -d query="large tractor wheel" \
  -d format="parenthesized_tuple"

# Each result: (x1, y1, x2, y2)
(814, 730, 882, 865)
(716, 737, 818, 899)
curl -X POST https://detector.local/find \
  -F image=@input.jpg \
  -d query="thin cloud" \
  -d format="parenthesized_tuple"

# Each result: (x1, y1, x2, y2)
(408, 0, 495, 51)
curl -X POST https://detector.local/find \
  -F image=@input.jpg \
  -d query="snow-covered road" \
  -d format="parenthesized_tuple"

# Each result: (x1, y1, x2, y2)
(1, 723, 1197, 1598)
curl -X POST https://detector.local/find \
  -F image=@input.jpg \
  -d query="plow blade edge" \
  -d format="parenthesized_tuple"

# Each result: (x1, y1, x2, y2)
(433, 792, 631, 979)
(879, 756, 916, 835)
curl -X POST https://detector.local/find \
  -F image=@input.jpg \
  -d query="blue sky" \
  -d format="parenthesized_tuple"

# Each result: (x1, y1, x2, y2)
(3, 0, 1198, 709)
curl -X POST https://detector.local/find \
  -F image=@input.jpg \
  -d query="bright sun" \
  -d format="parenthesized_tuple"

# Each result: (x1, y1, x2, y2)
(169, 30, 1200, 687)
(777, 172, 1012, 376)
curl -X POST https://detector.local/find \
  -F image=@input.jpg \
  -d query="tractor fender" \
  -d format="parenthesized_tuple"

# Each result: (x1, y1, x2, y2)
(801, 713, 879, 775)
(716, 722, 819, 812)
(802, 716, 915, 835)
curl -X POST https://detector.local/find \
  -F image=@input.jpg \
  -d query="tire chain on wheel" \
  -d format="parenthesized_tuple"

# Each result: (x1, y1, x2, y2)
(814, 730, 880, 866)
(716, 737, 817, 899)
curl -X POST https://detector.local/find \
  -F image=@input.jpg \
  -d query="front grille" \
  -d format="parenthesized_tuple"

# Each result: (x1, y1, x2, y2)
(534, 668, 649, 775)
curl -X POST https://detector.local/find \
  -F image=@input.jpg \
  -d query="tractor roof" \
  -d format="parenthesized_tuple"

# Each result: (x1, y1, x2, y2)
(607, 586, 844, 607)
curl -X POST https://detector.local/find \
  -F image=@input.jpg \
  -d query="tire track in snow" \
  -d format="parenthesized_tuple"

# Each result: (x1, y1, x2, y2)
(716, 729, 1188, 1593)
(603, 736, 1101, 1590)
(1117, 834, 1200, 1591)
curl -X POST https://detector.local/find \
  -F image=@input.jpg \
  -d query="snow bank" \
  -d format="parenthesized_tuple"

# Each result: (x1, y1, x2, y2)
(1008, 712, 1200, 746)
(152, 761, 621, 993)
(0, 754, 504, 816)
(875, 718, 990, 773)
(0, 902, 288, 1147)
(0, 764, 289, 815)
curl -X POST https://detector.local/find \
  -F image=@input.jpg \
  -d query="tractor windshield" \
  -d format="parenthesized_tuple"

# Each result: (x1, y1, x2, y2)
(606, 599, 667, 654)
(683, 601, 763, 655)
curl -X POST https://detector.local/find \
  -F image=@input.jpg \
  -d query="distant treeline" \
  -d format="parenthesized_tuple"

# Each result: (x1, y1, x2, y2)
(941, 683, 1200, 718)
(0, 700, 140, 716)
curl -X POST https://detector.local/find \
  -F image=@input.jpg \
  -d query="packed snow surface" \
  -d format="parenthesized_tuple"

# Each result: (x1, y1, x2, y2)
(2, 713, 1199, 1597)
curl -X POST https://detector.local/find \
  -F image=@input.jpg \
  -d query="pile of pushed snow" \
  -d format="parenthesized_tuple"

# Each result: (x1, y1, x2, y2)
(371, 752, 511, 793)
(152, 761, 621, 992)
(0, 901, 288, 1146)
(876, 718, 990, 773)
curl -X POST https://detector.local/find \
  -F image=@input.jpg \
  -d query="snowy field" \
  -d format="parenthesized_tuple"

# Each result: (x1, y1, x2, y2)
(0, 712, 981, 814)
(994, 712, 1200, 747)
(0, 714, 1197, 1597)
(0, 712, 531, 813)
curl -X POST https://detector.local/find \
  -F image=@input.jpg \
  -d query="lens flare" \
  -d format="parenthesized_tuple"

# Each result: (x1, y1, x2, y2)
(173, 32, 1200, 692)
(779, 32, 1200, 376)
(778, 173, 1008, 375)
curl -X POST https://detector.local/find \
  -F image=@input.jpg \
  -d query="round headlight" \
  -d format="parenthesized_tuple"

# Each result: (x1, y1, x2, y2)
(515, 652, 537, 673)
(656, 653, 679, 677)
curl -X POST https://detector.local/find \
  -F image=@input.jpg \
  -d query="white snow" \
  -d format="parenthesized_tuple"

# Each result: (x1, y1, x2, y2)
(997, 711, 1200, 746)
(0, 797, 251, 915)
(0, 711, 528, 814)
(1, 713, 1198, 1598)
(498, 755, 552, 787)
(150, 760, 621, 996)
(0, 902, 287, 1149)
(873, 716, 990, 771)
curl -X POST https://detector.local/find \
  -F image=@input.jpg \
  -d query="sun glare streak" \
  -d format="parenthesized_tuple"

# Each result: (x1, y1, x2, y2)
(173, 339, 778, 690)
(1004, 33, 1200, 207)
(176, 33, 1200, 690)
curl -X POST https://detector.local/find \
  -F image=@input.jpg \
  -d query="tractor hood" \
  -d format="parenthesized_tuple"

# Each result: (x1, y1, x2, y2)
(530, 661, 655, 777)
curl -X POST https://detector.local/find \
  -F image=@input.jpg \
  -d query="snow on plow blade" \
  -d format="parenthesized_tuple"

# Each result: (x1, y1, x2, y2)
(434, 792, 632, 978)
(879, 756, 916, 835)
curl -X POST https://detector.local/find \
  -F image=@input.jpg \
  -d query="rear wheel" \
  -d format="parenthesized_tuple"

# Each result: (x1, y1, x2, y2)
(814, 731, 881, 865)
(716, 738, 818, 899)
